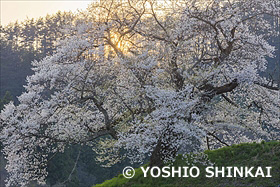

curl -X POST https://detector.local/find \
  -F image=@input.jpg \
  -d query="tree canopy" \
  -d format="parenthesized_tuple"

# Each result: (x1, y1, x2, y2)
(0, 0, 279, 186)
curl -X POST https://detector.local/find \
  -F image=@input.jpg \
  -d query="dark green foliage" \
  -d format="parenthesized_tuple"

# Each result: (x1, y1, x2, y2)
(46, 145, 137, 187)
(0, 38, 34, 101)
(263, 17, 280, 85)
(0, 11, 75, 100)
(95, 141, 280, 187)
(0, 91, 13, 110)
(47, 146, 80, 186)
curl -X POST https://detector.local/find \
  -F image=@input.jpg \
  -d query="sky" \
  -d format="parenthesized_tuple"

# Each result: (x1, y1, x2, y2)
(1, 1, 93, 26)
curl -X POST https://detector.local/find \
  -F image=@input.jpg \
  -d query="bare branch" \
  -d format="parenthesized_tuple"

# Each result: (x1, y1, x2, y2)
(254, 81, 279, 91)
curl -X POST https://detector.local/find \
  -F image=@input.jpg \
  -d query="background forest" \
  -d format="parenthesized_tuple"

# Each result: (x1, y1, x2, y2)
(0, 4, 279, 187)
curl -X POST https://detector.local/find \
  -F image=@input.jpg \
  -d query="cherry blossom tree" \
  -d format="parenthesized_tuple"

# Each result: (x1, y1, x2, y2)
(0, 0, 279, 185)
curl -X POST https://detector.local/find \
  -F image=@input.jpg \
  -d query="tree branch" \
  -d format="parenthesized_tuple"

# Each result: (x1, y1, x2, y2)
(254, 81, 279, 91)
(221, 93, 239, 107)
(207, 132, 229, 146)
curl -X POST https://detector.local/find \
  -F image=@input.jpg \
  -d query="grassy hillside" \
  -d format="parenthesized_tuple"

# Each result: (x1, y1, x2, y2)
(94, 141, 280, 187)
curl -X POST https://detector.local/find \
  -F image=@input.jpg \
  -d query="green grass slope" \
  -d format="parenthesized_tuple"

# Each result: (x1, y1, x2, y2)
(94, 141, 280, 187)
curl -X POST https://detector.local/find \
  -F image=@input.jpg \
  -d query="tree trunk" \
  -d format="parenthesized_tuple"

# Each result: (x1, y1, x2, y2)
(149, 127, 178, 167)
(149, 140, 165, 167)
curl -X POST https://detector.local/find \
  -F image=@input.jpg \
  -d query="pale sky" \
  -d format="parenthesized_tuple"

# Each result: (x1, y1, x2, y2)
(1, 1, 93, 26)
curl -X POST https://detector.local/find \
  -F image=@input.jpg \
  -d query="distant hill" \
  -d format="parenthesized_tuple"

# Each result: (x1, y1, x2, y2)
(95, 141, 280, 187)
